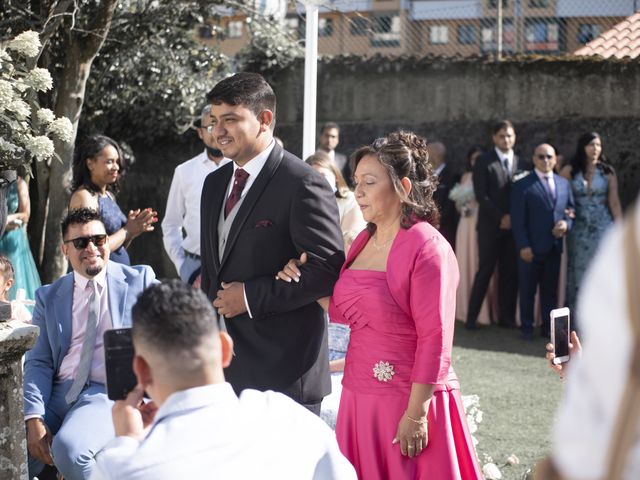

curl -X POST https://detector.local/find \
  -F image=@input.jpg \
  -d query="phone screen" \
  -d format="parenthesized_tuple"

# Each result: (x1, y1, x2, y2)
(104, 328, 136, 401)
(554, 314, 570, 358)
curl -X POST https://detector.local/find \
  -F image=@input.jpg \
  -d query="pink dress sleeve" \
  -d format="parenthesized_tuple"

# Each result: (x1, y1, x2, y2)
(409, 235, 458, 384)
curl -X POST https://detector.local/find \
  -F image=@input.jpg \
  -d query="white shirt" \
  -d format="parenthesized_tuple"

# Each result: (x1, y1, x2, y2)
(495, 147, 514, 174)
(91, 383, 357, 480)
(58, 268, 111, 385)
(534, 168, 556, 198)
(434, 163, 446, 176)
(225, 140, 275, 318)
(162, 149, 230, 271)
(552, 204, 640, 479)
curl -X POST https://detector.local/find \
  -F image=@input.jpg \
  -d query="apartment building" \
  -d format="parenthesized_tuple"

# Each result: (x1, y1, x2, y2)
(201, 0, 638, 57)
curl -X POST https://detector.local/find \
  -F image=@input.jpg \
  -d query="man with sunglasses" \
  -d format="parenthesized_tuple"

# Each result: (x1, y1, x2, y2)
(511, 144, 574, 340)
(23, 208, 156, 480)
(162, 104, 230, 286)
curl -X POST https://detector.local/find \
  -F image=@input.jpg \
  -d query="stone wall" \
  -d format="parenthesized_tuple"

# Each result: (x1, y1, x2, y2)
(120, 56, 640, 276)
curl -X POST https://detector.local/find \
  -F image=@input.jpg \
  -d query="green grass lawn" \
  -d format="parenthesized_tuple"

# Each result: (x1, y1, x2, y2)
(452, 323, 563, 480)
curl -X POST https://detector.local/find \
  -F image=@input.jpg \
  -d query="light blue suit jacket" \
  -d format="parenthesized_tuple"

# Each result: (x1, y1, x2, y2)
(23, 261, 156, 417)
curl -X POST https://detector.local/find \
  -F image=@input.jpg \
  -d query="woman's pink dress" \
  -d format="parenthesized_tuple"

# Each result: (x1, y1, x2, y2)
(330, 226, 482, 480)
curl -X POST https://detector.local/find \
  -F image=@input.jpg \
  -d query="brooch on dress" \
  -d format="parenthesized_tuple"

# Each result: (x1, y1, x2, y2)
(373, 361, 395, 382)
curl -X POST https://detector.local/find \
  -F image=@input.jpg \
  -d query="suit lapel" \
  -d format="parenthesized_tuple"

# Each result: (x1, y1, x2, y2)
(219, 145, 284, 270)
(491, 150, 509, 184)
(55, 274, 74, 362)
(534, 174, 555, 209)
(106, 262, 127, 328)
(208, 165, 233, 273)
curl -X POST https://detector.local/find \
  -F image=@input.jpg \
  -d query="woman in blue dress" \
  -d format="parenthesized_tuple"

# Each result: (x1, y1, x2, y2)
(560, 132, 622, 322)
(69, 135, 157, 265)
(0, 177, 41, 301)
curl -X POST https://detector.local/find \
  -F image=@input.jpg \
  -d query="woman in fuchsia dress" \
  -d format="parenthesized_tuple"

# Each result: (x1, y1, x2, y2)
(279, 131, 481, 480)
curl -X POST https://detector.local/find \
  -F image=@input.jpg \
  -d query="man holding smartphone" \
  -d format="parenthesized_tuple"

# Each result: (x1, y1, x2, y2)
(23, 208, 156, 480)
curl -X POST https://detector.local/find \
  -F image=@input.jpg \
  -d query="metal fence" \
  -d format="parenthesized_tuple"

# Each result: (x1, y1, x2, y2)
(205, 0, 640, 60)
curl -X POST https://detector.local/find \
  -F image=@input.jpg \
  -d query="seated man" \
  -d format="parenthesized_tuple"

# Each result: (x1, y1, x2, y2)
(24, 208, 156, 480)
(92, 280, 356, 480)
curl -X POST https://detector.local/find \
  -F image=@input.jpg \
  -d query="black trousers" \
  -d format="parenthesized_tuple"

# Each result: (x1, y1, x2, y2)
(467, 227, 518, 326)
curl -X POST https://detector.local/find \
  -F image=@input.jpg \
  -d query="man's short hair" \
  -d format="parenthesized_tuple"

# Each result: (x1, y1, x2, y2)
(132, 280, 219, 357)
(206, 72, 276, 120)
(0, 255, 14, 281)
(321, 122, 340, 134)
(492, 119, 514, 134)
(61, 208, 104, 238)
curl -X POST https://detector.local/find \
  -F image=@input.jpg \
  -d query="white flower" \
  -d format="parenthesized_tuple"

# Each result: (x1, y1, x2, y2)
(0, 48, 11, 62)
(482, 462, 503, 479)
(7, 31, 41, 58)
(8, 98, 30, 120)
(0, 79, 14, 109)
(36, 108, 55, 125)
(49, 116, 73, 143)
(0, 138, 20, 153)
(506, 453, 520, 466)
(24, 68, 53, 92)
(24, 135, 54, 161)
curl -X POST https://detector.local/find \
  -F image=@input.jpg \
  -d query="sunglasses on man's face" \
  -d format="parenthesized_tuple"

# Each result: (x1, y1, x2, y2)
(64, 234, 108, 250)
(536, 154, 554, 160)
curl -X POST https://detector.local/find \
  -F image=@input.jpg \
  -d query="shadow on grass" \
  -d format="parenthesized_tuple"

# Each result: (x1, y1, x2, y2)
(453, 321, 549, 358)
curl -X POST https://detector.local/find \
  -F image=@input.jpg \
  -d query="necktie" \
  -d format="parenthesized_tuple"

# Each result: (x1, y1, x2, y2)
(224, 168, 250, 218)
(502, 157, 511, 176)
(65, 280, 100, 404)
(543, 175, 556, 200)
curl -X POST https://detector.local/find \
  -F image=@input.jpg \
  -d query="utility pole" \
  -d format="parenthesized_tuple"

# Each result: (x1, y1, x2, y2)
(497, 0, 503, 60)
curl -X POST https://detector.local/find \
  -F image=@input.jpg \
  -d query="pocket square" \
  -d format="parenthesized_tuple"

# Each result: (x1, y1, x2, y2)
(254, 220, 273, 229)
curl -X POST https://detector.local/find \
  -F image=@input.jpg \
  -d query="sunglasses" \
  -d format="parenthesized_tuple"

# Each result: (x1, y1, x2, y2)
(64, 234, 108, 250)
(536, 154, 554, 160)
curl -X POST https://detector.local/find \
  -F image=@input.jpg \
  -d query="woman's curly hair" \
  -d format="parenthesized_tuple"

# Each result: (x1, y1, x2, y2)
(351, 130, 440, 230)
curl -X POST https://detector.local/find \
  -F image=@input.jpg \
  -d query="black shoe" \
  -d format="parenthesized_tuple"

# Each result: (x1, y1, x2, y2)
(498, 322, 516, 329)
(521, 331, 534, 341)
(465, 322, 479, 330)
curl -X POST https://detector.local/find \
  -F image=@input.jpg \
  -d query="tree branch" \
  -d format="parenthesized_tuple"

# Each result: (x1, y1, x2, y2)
(80, 0, 119, 60)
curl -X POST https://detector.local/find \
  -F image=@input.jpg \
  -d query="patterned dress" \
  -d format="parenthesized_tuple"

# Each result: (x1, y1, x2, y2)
(566, 168, 613, 314)
(98, 194, 130, 265)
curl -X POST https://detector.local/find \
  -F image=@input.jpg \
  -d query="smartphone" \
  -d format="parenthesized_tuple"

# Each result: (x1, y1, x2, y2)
(550, 307, 570, 365)
(104, 328, 137, 400)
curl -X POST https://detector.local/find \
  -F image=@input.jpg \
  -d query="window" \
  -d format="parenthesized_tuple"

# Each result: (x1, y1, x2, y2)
(457, 24, 476, 45)
(488, 0, 508, 8)
(481, 20, 515, 52)
(577, 24, 601, 44)
(371, 15, 401, 47)
(350, 16, 370, 36)
(319, 18, 334, 37)
(227, 20, 243, 39)
(529, 0, 549, 6)
(429, 25, 449, 45)
(525, 20, 559, 51)
(198, 25, 213, 39)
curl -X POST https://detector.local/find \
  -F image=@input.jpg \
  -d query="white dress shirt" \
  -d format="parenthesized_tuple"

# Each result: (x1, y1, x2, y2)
(58, 268, 112, 385)
(162, 150, 230, 271)
(552, 204, 640, 479)
(225, 140, 275, 318)
(495, 147, 514, 174)
(91, 383, 357, 480)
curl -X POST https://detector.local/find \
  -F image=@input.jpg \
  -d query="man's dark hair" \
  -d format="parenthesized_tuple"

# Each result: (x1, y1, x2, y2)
(61, 208, 104, 238)
(321, 122, 340, 134)
(492, 119, 515, 135)
(206, 72, 276, 119)
(0, 255, 14, 281)
(132, 280, 219, 356)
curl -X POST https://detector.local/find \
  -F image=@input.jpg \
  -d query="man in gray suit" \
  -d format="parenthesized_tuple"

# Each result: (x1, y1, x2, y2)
(23, 208, 156, 480)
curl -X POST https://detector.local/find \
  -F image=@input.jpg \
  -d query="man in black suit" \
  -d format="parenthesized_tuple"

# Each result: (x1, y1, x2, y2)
(430, 141, 459, 250)
(200, 73, 344, 414)
(466, 120, 527, 330)
(318, 122, 352, 185)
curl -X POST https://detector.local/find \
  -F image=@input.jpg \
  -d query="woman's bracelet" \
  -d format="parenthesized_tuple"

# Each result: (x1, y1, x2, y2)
(405, 411, 428, 425)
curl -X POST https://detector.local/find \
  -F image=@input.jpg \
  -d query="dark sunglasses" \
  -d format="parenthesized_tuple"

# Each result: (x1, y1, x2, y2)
(536, 154, 554, 160)
(64, 234, 108, 250)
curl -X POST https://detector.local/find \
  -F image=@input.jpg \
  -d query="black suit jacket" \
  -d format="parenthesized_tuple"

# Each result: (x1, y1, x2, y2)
(200, 143, 345, 404)
(334, 151, 353, 187)
(434, 164, 459, 248)
(473, 149, 529, 236)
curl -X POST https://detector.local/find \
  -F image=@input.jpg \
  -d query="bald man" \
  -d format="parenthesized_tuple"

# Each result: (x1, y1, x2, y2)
(511, 143, 574, 340)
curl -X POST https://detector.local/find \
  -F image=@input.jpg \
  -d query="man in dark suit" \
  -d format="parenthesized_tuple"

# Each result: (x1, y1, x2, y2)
(317, 122, 352, 185)
(200, 73, 344, 414)
(511, 143, 574, 340)
(430, 141, 459, 249)
(466, 120, 527, 329)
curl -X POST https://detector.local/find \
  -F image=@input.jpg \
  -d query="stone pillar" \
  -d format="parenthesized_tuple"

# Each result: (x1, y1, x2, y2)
(0, 321, 39, 480)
